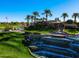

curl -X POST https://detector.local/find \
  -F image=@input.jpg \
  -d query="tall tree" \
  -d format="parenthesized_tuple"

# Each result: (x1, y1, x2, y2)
(66, 19, 73, 24)
(31, 15, 35, 23)
(25, 15, 31, 26)
(55, 17, 60, 22)
(33, 11, 40, 22)
(42, 9, 52, 21)
(61, 13, 68, 22)
(72, 13, 79, 23)
(42, 17, 46, 21)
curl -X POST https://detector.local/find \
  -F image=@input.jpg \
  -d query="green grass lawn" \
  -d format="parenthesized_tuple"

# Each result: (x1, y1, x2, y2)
(64, 29, 79, 35)
(25, 30, 53, 34)
(0, 32, 34, 58)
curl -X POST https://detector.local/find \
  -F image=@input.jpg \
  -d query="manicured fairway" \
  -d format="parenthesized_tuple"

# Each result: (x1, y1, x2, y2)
(0, 32, 33, 58)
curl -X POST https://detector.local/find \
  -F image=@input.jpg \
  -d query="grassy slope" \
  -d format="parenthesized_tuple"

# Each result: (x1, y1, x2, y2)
(25, 30, 51, 34)
(0, 32, 33, 58)
(64, 29, 79, 35)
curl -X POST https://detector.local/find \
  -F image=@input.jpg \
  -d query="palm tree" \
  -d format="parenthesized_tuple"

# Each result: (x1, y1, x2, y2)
(31, 15, 35, 23)
(72, 13, 79, 23)
(33, 11, 40, 22)
(25, 15, 31, 26)
(55, 17, 60, 22)
(42, 17, 46, 21)
(5, 17, 10, 30)
(5, 17, 8, 23)
(61, 13, 68, 22)
(42, 9, 52, 21)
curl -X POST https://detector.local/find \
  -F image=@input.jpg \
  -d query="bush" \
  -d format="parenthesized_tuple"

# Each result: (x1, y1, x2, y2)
(26, 22, 56, 31)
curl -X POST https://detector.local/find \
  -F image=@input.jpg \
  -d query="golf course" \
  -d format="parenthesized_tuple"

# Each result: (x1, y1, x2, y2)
(0, 32, 33, 58)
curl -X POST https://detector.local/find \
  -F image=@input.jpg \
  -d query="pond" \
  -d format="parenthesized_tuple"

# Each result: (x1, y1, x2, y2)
(27, 34, 79, 58)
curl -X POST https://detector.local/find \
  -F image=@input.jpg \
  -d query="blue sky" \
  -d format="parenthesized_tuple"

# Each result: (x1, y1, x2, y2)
(0, 0, 79, 22)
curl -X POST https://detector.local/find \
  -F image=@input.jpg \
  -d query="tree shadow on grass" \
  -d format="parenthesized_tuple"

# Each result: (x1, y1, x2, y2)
(0, 37, 11, 41)
(0, 56, 18, 58)
(0, 42, 25, 53)
(0, 33, 24, 42)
